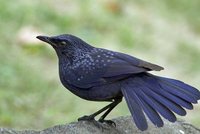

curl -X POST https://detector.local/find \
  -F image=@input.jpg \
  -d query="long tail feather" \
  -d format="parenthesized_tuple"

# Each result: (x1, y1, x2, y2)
(158, 78, 199, 103)
(143, 86, 186, 116)
(134, 77, 187, 116)
(142, 75, 193, 110)
(159, 77, 200, 99)
(121, 83, 148, 131)
(121, 73, 200, 131)
(134, 89, 164, 127)
(139, 89, 177, 122)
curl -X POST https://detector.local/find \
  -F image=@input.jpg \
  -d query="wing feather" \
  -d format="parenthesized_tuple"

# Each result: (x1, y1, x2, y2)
(68, 49, 164, 88)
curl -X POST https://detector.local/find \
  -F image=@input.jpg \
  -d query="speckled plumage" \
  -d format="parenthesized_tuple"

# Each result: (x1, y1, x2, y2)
(37, 34, 200, 131)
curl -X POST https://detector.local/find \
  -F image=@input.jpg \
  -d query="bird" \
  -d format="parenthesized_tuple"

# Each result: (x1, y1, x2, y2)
(36, 34, 200, 131)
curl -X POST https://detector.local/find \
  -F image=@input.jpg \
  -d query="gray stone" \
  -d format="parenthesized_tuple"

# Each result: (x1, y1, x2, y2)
(0, 116, 200, 134)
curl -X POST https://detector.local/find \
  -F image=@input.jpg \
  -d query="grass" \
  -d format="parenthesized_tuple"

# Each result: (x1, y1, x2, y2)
(0, 0, 200, 129)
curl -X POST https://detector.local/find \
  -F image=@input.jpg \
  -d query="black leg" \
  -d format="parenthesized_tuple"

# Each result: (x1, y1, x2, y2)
(98, 98, 122, 126)
(78, 98, 122, 122)
(99, 98, 122, 121)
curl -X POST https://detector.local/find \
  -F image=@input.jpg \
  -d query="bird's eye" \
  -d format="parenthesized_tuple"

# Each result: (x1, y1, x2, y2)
(60, 41, 67, 45)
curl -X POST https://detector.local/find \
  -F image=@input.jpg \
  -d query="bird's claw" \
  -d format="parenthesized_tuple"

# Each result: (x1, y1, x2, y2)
(78, 115, 94, 121)
(78, 115, 105, 129)
(99, 119, 116, 127)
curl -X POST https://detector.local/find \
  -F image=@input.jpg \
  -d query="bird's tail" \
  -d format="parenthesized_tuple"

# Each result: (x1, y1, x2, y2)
(121, 73, 200, 131)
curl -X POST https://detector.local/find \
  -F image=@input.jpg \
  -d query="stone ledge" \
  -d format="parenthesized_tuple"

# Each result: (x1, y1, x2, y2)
(1, 116, 200, 134)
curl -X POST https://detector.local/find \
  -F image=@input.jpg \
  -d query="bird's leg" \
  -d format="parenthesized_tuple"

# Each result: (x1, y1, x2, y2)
(78, 101, 116, 121)
(78, 98, 122, 122)
(98, 98, 122, 126)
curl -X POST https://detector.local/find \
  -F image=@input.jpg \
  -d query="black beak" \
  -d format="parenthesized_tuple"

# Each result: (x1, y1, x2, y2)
(36, 35, 51, 43)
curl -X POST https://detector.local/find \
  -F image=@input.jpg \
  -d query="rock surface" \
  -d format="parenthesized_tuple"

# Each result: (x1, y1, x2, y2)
(1, 116, 200, 134)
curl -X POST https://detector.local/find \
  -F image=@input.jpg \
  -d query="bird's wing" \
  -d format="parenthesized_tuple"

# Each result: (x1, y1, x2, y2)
(69, 49, 164, 89)
(103, 51, 164, 78)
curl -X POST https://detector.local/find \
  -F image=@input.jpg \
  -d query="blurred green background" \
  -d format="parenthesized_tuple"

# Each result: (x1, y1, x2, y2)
(0, 0, 200, 130)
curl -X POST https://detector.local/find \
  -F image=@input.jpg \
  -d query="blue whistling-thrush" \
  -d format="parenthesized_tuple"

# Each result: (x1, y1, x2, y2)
(37, 34, 200, 131)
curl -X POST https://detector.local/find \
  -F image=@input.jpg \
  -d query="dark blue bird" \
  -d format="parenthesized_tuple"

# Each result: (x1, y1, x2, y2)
(36, 34, 200, 131)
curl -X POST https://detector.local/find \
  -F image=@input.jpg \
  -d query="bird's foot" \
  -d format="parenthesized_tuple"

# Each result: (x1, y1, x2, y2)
(78, 115, 94, 121)
(99, 119, 116, 127)
(78, 115, 105, 129)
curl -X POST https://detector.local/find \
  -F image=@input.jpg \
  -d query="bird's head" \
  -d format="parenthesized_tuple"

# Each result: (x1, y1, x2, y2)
(36, 34, 93, 58)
